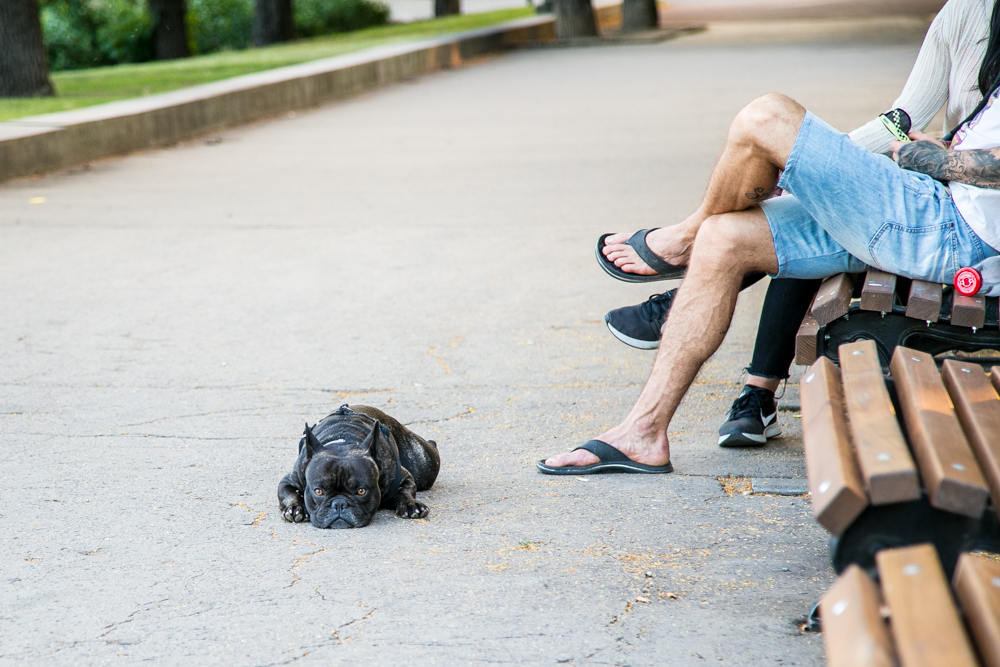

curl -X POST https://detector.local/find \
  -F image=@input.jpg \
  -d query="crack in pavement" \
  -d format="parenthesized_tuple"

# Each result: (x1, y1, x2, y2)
(233, 503, 268, 527)
(98, 598, 169, 638)
(331, 608, 376, 644)
(287, 539, 327, 587)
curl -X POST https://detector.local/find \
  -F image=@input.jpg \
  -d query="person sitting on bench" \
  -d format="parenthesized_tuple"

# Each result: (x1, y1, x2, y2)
(538, 82, 1000, 474)
(598, 0, 998, 449)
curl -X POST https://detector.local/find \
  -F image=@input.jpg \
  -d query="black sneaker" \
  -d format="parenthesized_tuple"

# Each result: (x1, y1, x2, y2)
(718, 386, 781, 447)
(605, 289, 676, 350)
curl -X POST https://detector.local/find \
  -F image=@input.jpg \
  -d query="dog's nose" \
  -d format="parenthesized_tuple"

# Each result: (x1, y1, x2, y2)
(331, 498, 348, 513)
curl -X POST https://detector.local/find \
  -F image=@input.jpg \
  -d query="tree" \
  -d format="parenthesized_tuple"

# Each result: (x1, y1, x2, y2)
(554, 0, 596, 39)
(622, 0, 657, 31)
(148, 0, 190, 59)
(254, 0, 295, 47)
(434, 0, 460, 17)
(0, 0, 54, 97)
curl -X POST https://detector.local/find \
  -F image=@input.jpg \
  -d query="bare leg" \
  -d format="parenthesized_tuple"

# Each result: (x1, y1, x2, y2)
(547, 208, 780, 467)
(602, 94, 805, 276)
(546, 96, 806, 468)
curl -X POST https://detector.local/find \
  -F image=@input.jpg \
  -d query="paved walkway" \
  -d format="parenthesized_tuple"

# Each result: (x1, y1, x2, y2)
(1, 17, 933, 666)
(384, 0, 943, 23)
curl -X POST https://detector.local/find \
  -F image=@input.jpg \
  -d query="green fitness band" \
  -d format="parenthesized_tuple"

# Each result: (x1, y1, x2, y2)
(879, 111, 911, 143)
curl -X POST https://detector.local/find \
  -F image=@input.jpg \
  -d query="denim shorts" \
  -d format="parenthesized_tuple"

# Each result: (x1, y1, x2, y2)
(760, 112, 997, 282)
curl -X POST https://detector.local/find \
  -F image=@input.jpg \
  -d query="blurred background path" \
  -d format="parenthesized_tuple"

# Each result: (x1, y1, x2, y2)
(385, 0, 944, 26)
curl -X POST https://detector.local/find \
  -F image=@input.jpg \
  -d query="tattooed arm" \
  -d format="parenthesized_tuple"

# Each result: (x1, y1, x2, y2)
(892, 140, 1000, 190)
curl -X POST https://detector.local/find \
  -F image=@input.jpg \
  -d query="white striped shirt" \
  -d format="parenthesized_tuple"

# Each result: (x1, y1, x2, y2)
(848, 0, 991, 154)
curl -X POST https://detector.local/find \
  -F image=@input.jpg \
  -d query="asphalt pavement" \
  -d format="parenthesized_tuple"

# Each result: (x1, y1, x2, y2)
(1, 16, 936, 666)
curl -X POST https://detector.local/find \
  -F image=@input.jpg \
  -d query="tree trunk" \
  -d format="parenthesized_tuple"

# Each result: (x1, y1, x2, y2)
(0, 0, 53, 98)
(434, 0, 460, 17)
(622, 0, 658, 31)
(554, 0, 597, 38)
(254, 0, 295, 47)
(148, 0, 190, 60)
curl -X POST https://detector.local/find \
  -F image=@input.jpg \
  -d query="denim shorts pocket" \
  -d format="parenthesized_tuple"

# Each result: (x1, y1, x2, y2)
(867, 221, 957, 279)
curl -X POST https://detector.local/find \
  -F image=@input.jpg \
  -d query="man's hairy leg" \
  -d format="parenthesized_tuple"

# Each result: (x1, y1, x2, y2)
(547, 208, 780, 467)
(603, 94, 804, 276)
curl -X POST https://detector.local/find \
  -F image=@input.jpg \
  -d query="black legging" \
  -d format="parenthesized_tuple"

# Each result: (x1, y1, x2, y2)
(745, 277, 823, 379)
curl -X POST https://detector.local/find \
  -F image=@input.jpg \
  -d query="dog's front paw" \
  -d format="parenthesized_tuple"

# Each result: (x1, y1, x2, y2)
(396, 500, 429, 519)
(281, 504, 309, 523)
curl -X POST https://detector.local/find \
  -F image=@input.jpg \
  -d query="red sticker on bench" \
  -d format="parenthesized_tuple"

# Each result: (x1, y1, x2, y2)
(955, 267, 982, 296)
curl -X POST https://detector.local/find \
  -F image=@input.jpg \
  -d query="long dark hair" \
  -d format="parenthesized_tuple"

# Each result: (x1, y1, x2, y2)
(946, 0, 1000, 138)
(980, 0, 1000, 96)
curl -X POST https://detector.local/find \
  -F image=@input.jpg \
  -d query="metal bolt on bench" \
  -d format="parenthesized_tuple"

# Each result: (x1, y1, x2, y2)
(795, 269, 1000, 371)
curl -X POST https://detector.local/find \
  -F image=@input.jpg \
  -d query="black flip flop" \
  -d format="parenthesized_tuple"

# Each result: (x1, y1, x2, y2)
(536, 439, 674, 475)
(595, 229, 686, 283)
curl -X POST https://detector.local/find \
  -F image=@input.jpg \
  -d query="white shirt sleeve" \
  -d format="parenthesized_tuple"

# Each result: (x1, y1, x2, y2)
(848, 6, 953, 155)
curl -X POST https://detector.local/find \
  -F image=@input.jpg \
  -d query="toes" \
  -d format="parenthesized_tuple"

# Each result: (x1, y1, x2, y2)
(604, 232, 629, 246)
(397, 502, 429, 519)
(282, 506, 308, 523)
(544, 450, 600, 468)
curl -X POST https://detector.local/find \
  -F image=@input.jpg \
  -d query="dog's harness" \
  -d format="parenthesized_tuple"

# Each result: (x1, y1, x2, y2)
(331, 405, 404, 501)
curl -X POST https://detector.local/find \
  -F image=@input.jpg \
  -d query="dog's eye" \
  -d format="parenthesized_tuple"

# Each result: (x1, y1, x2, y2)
(357, 488, 367, 496)
(314, 489, 323, 496)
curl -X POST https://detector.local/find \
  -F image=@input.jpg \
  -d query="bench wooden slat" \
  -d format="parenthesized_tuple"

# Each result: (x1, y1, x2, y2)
(953, 552, 1000, 667)
(890, 348, 989, 517)
(860, 270, 897, 313)
(795, 313, 820, 367)
(812, 273, 856, 326)
(800, 356, 868, 535)
(988, 366, 1000, 397)
(877, 544, 979, 667)
(839, 340, 920, 505)
(906, 280, 942, 323)
(941, 359, 1000, 511)
(952, 293, 986, 329)
(820, 564, 896, 667)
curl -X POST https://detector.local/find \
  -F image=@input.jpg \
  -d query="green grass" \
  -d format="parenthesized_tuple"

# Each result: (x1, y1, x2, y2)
(0, 7, 534, 123)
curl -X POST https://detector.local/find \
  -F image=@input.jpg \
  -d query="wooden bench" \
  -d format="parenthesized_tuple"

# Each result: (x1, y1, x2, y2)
(821, 545, 998, 667)
(800, 342, 1000, 577)
(795, 269, 1000, 370)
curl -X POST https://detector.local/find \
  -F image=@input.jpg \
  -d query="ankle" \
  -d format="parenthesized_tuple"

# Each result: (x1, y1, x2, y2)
(745, 376, 779, 393)
(622, 412, 668, 447)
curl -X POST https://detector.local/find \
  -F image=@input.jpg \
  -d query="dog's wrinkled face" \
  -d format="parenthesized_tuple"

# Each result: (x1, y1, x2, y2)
(303, 452, 381, 529)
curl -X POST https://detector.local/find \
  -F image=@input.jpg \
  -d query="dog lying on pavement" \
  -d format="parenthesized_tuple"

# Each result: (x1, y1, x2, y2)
(278, 405, 440, 529)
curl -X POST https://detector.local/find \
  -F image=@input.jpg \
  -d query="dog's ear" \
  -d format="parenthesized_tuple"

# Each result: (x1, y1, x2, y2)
(302, 422, 321, 459)
(360, 421, 381, 458)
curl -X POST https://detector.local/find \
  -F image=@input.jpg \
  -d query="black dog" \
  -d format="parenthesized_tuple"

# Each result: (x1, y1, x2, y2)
(278, 405, 440, 529)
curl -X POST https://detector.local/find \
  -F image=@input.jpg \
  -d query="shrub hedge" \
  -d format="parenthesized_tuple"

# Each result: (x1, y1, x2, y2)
(40, 0, 391, 71)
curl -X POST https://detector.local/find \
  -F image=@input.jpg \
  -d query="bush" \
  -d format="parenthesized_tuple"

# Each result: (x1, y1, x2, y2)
(295, 0, 390, 37)
(40, 0, 153, 70)
(40, 0, 391, 71)
(187, 0, 255, 54)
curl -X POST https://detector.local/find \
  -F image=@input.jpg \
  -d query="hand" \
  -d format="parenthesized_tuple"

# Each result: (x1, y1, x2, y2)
(890, 140, 906, 163)
(907, 130, 947, 148)
(892, 131, 949, 163)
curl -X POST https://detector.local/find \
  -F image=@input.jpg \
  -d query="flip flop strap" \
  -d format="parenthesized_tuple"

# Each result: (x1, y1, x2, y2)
(573, 440, 629, 463)
(626, 228, 675, 275)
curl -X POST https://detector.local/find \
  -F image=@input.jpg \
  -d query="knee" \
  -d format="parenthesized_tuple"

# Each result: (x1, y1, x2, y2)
(693, 214, 752, 268)
(730, 93, 803, 142)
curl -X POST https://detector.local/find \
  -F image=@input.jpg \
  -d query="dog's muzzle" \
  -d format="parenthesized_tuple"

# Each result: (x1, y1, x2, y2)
(321, 497, 357, 529)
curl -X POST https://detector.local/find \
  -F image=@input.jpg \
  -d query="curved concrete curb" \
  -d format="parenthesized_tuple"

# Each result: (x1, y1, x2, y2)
(0, 16, 555, 184)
